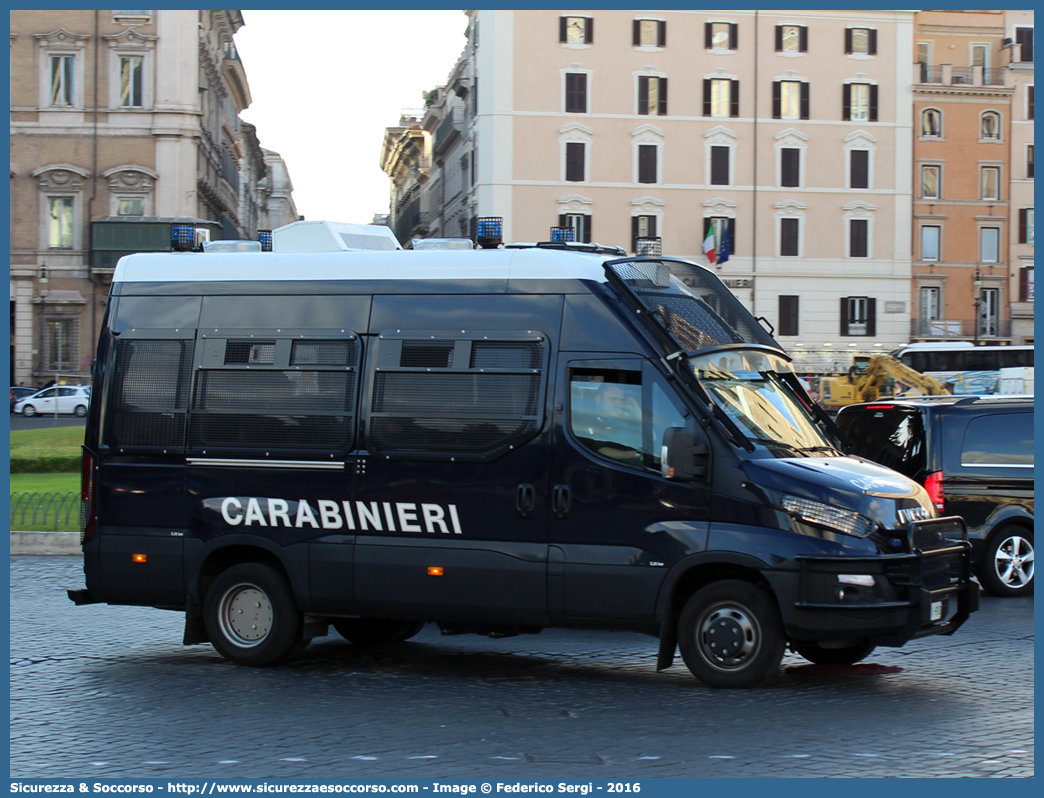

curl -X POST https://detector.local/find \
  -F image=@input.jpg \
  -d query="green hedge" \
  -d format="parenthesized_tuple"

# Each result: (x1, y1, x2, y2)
(9, 427, 84, 474)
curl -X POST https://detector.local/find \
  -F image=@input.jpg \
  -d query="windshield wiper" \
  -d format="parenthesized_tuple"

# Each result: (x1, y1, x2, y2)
(747, 439, 840, 457)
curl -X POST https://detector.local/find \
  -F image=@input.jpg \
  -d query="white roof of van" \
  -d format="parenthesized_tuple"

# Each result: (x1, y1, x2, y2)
(112, 248, 617, 285)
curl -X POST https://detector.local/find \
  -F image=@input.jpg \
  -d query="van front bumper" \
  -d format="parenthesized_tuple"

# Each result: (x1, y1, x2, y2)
(769, 517, 979, 647)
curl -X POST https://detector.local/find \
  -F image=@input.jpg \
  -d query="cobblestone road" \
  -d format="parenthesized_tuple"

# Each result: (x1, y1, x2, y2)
(10, 556, 1033, 778)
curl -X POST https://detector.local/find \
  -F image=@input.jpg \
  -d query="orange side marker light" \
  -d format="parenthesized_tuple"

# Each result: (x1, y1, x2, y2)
(427, 566, 444, 577)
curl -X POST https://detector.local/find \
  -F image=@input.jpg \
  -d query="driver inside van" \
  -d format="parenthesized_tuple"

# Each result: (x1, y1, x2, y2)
(573, 381, 644, 463)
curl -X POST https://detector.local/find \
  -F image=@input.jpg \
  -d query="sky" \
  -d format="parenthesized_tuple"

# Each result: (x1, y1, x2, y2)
(234, 10, 468, 225)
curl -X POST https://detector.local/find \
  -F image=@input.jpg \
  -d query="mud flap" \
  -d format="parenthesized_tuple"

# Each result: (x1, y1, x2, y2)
(183, 608, 209, 645)
(656, 610, 680, 671)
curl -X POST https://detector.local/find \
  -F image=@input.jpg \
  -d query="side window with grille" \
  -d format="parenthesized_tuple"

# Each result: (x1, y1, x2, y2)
(188, 332, 360, 459)
(367, 331, 548, 461)
(106, 335, 195, 452)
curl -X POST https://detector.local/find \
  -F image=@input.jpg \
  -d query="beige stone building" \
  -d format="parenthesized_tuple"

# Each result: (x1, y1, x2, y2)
(9, 10, 296, 387)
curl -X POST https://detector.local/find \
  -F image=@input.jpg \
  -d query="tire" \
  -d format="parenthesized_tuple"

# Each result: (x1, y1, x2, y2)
(333, 618, 426, 645)
(978, 527, 1034, 597)
(74, 404, 87, 417)
(677, 580, 785, 688)
(794, 639, 876, 666)
(203, 563, 303, 666)
(21, 404, 35, 417)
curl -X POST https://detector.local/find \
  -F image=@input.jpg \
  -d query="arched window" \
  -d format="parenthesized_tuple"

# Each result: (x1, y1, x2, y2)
(921, 108, 941, 137)
(981, 111, 1001, 140)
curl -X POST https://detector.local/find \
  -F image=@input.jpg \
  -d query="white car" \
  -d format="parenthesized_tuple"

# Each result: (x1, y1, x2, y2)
(16, 385, 91, 417)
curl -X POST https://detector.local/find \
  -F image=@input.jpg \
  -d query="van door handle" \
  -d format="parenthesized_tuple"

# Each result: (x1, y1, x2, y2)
(552, 484, 572, 520)
(516, 484, 535, 518)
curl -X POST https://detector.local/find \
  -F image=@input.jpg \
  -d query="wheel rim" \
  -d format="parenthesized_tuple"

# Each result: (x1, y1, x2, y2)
(217, 582, 273, 647)
(696, 601, 762, 671)
(23, 405, 34, 416)
(993, 534, 1034, 589)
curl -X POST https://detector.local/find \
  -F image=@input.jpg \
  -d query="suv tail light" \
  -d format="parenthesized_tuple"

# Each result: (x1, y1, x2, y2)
(80, 447, 98, 544)
(924, 471, 945, 512)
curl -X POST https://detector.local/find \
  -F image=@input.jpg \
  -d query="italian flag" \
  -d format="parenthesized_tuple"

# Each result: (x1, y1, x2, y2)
(702, 229, 716, 265)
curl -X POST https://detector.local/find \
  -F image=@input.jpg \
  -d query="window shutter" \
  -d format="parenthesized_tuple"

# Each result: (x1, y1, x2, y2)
(782, 149, 799, 187)
(775, 25, 783, 51)
(703, 79, 712, 116)
(584, 215, 592, 243)
(633, 20, 640, 47)
(772, 81, 781, 119)
(850, 219, 868, 257)
(705, 22, 713, 50)
(800, 26, 808, 52)
(843, 84, 851, 120)
(868, 29, 877, 55)
(1019, 208, 1028, 243)
(1029, 86, 1034, 120)
(638, 146, 657, 184)
(840, 298, 850, 336)
(711, 146, 729, 185)
(638, 77, 649, 115)
(560, 17, 567, 43)
(781, 218, 799, 256)
(704, 217, 713, 238)
(632, 216, 640, 252)
(659, 78, 668, 116)
(866, 299, 876, 337)
(730, 80, 740, 117)
(730, 23, 738, 50)
(779, 296, 799, 337)
(566, 142, 584, 182)
(658, 20, 666, 47)
(800, 82, 810, 119)
(559, 214, 567, 228)
(586, 17, 593, 44)
(728, 218, 736, 256)
(869, 84, 878, 121)
(850, 150, 868, 189)
(845, 28, 853, 54)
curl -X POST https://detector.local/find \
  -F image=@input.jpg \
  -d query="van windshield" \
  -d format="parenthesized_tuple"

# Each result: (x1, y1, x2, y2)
(688, 349, 836, 456)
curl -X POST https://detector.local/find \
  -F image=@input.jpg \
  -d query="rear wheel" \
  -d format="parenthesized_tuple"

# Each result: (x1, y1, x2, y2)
(677, 580, 785, 688)
(794, 639, 876, 666)
(333, 618, 426, 645)
(21, 404, 36, 417)
(74, 404, 87, 417)
(979, 527, 1034, 597)
(203, 563, 303, 665)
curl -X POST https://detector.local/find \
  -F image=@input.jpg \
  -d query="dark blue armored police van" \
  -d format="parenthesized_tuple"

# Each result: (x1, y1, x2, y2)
(68, 241, 978, 687)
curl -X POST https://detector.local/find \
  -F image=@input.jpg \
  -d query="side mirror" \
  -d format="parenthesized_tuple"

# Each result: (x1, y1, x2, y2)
(661, 427, 709, 481)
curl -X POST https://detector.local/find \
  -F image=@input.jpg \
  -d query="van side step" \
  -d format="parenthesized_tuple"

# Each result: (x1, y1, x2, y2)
(67, 589, 98, 606)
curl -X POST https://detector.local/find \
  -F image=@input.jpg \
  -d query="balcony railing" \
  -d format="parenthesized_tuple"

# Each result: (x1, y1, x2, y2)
(910, 318, 1012, 339)
(983, 67, 1005, 86)
(950, 66, 974, 85)
(435, 108, 463, 155)
(917, 64, 1006, 88)
(920, 64, 943, 84)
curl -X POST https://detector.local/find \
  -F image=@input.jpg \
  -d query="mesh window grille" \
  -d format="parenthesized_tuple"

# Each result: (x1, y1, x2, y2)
(291, 340, 356, 366)
(471, 341, 542, 369)
(400, 341, 455, 368)
(225, 340, 276, 365)
(106, 339, 194, 450)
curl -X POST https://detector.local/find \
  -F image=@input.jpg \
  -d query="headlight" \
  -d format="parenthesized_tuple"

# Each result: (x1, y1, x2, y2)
(781, 494, 875, 538)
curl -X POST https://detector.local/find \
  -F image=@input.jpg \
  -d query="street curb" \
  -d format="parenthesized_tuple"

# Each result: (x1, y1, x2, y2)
(10, 531, 81, 555)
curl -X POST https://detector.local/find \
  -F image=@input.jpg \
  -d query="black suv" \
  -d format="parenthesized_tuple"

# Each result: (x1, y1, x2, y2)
(836, 396, 1034, 597)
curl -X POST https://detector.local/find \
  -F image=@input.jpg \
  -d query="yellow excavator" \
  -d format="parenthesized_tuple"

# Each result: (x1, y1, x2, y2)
(819, 354, 950, 409)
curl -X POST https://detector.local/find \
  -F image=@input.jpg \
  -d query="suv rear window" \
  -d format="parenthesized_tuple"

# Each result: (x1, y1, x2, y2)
(836, 406, 926, 480)
(961, 412, 1034, 466)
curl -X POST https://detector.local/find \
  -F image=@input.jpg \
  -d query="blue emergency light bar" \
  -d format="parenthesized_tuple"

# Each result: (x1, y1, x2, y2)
(635, 236, 663, 257)
(550, 226, 575, 243)
(258, 230, 273, 252)
(476, 217, 503, 249)
(170, 223, 196, 252)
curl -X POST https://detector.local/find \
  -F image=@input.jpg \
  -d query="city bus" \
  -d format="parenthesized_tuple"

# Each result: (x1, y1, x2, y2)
(893, 343, 1034, 395)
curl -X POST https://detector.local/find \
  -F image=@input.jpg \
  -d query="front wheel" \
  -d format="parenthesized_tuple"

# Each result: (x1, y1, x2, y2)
(794, 639, 876, 666)
(333, 618, 426, 645)
(677, 580, 785, 688)
(979, 527, 1034, 597)
(203, 563, 303, 666)
(74, 404, 87, 417)
(21, 404, 36, 417)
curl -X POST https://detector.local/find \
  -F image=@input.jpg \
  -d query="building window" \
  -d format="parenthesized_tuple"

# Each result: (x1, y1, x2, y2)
(560, 213, 592, 244)
(638, 76, 667, 116)
(565, 73, 587, 113)
(704, 78, 739, 118)
(849, 219, 869, 257)
(920, 287, 941, 322)
(917, 41, 932, 67)
(117, 198, 144, 216)
(560, 16, 593, 44)
(980, 227, 1000, 262)
(1018, 208, 1034, 244)
(631, 215, 657, 253)
(921, 226, 941, 261)
(781, 148, 800, 187)
(44, 318, 77, 371)
(981, 111, 1001, 140)
(773, 80, 808, 120)
(48, 197, 74, 249)
(49, 55, 74, 107)
(979, 287, 1000, 336)
(565, 142, 585, 182)
(844, 83, 877, 122)
(780, 218, 799, 257)
(776, 25, 807, 53)
(710, 146, 729, 186)
(1029, 86, 1034, 120)
(1020, 266, 1034, 302)
(634, 19, 666, 48)
(850, 150, 869, 189)
(845, 28, 877, 56)
(1028, 144, 1035, 178)
(981, 166, 1000, 200)
(1015, 27, 1033, 63)
(841, 297, 875, 336)
(921, 165, 940, 199)
(118, 55, 143, 108)
(921, 108, 942, 137)
(637, 145, 658, 184)
(706, 22, 737, 50)
(971, 43, 989, 68)
(778, 296, 799, 336)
